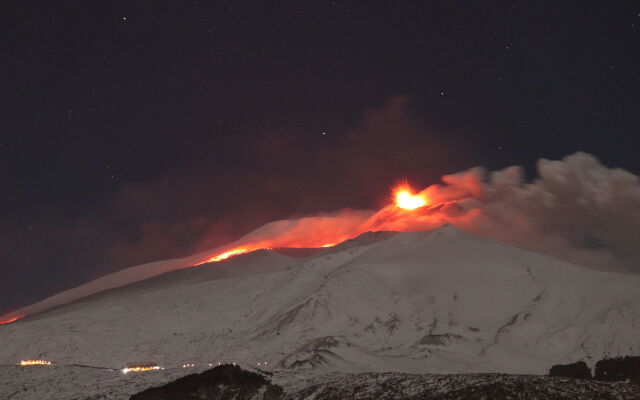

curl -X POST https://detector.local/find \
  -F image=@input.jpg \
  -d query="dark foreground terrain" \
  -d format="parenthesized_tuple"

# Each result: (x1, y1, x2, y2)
(130, 365, 282, 400)
(130, 365, 640, 400)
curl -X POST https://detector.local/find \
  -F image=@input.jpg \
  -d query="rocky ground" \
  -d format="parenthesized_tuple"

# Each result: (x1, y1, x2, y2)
(284, 372, 640, 400)
(128, 367, 640, 400)
(2, 364, 638, 400)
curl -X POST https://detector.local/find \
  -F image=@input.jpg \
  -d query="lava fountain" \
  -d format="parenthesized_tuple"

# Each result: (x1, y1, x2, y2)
(393, 181, 429, 210)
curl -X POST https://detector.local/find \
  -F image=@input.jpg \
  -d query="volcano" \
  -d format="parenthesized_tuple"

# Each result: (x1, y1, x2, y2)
(1, 225, 639, 398)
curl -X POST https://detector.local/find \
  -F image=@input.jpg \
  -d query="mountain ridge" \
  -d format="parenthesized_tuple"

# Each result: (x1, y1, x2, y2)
(1, 225, 638, 378)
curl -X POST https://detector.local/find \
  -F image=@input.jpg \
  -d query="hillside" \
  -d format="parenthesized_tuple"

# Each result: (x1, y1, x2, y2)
(1, 226, 639, 398)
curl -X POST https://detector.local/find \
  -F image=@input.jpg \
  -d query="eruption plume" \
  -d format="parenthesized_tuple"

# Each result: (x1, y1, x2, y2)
(2, 152, 638, 325)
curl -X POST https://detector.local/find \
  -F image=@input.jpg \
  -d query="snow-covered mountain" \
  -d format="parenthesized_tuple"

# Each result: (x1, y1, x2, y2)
(1, 225, 639, 395)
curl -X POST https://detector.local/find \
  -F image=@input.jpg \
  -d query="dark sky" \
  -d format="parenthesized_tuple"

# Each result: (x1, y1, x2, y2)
(1, 1, 639, 315)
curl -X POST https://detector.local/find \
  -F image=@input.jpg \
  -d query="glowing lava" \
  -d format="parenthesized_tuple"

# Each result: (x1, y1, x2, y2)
(18, 360, 52, 366)
(394, 183, 428, 210)
(197, 248, 250, 265)
(0, 316, 22, 325)
(190, 180, 435, 266)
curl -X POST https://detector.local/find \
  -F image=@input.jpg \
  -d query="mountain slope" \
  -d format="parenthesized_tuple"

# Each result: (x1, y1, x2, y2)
(1, 226, 638, 378)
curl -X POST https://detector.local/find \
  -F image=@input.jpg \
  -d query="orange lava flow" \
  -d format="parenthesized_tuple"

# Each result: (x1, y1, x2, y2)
(18, 360, 52, 366)
(0, 316, 23, 325)
(193, 180, 436, 266)
(196, 248, 250, 265)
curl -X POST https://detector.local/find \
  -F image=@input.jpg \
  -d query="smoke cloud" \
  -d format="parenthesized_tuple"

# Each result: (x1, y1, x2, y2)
(451, 152, 640, 272)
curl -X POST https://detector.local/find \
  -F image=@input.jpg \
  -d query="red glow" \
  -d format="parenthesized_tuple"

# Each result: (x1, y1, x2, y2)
(193, 181, 445, 266)
(196, 248, 250, 265)
(0, 316, 22, 325)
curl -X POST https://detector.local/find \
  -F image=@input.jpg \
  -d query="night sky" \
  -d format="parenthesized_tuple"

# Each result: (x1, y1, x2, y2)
(2, 1, 639, 315)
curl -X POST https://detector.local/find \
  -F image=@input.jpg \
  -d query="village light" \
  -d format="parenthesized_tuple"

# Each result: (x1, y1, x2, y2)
(17, 360, 52, 366)
(121, 362, 160, 374)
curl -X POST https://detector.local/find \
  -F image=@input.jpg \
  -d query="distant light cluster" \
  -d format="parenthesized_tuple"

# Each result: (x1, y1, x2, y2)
(121, 365, 161, 374)
(15, 358, 270, 373)
(17, 360, 52, 366)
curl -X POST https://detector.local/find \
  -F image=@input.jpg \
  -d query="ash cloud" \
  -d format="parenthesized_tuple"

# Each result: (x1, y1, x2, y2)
(385, 152, 638, 273)
(436, 152, 640, 272)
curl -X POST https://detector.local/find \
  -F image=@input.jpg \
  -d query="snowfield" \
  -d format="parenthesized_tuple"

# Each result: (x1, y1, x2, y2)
(1, 226, 639, 399)
(0, 364, 203, 400)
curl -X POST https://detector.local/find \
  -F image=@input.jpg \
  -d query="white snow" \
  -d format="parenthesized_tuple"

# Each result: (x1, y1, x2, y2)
(1, 226, 639, 399)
